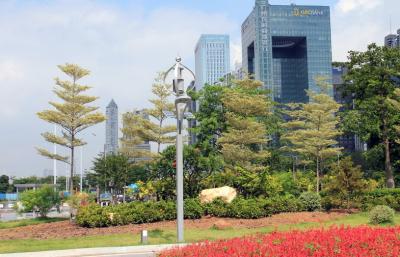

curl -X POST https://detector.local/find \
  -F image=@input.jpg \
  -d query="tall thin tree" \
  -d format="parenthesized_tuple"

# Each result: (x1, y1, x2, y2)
(282, 77, 342, 193)
(37, 63, 105, 194)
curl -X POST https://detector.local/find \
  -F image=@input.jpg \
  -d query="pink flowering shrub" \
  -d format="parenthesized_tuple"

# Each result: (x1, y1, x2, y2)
(159, 226, 400, 257)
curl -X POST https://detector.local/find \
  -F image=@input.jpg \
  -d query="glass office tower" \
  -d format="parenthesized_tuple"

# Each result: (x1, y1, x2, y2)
(195, 34, 230, 91)
(242, 0, 332, 103)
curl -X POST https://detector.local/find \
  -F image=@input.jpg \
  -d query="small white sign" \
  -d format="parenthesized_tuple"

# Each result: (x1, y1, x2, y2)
(0, 204, 3, 208)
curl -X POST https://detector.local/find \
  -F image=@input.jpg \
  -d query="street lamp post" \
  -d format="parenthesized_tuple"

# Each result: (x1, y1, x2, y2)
(164, 57, 195, 243)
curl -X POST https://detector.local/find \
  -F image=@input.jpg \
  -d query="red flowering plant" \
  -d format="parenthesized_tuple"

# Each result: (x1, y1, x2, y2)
(159, 226, 400, 257)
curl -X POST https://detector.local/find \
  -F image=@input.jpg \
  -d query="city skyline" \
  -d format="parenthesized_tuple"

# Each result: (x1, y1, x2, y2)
(1, 0, 399, 177)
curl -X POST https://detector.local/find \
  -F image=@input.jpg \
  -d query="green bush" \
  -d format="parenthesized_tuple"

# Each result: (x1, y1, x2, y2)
(369, 205, 395, 224)
(203, 198, 230, 217)
(264, 195, 302, 215)
(299, 192, 321, 211)
(228, 198, 266, 219)
(19, 185, 60, 217)
(361, 189, 400, 211)
(184, 198, 204, 219)
(76, 204, 110, 227)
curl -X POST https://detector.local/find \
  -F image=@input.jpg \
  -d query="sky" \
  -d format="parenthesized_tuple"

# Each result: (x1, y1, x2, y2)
(0, 0, 399, 177)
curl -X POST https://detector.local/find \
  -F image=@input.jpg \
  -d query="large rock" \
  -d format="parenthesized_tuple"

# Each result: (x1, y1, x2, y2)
(199, 186, 237, 204)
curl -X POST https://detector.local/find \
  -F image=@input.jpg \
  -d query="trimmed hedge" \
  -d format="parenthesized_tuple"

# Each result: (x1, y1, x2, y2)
(361, 189, 400, 211)
(77, 195, 307, 227)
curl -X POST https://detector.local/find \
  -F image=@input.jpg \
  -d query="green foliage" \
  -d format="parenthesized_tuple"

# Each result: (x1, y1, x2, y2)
(204, 198, 230, 217)
(361, 189, 400, 211)
(228, 198, 266, 219)
(282, 77, 342, 193)
(264, 195, 303, 214)
(76, 195, 309, 228)
(322, 157, 368, 210)
(0, 175, 12, 193)
(218, 77, 272, 173)
(192, 84, 226, 156)
(150, 145, 219, 199)
(299, 192, 321, 211)
(369, 205, 395, 224)
(19, 186, 60, 217)
(341, 44, 400, 188)
(75, 204, 110, 228)
(184, 198, 204, 219)
(90, 153, 131, 194)
(121, 73, 175, 156)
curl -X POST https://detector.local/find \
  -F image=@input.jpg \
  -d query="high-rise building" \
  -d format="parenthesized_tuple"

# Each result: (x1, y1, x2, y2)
(384, 29, 400, 48)
(194, 34, 230, 91)
(242, 1, 333, 103)
(121, 110, 151, 161)
(105, 99, 119, 155)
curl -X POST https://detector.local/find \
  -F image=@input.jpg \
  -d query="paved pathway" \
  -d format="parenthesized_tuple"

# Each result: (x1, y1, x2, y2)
(0, 244, 186, 257)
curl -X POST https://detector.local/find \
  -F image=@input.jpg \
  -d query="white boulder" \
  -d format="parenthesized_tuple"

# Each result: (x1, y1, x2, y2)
(199, 186, 237, 204)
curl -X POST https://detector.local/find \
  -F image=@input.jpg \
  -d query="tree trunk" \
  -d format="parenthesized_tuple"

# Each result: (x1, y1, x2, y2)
(384, 136, 395, 188)
(316, 156, 320, 194)
(383, 119, 395, 188)
(70, 144, 74, 195)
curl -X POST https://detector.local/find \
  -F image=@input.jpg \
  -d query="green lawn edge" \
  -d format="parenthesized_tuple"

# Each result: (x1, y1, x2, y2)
(1, 213, 399, 254)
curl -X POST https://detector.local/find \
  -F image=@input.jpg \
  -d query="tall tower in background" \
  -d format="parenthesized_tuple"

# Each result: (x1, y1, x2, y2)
(384, 29, 400, 48)
(105, 99, 119, 155)
(242, 0, 332, 103)
(194, 34, 230, 91)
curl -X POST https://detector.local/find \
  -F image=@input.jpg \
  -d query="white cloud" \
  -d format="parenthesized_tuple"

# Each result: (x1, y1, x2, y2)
(332, 0, 399, 61)
(336, 0, 382, 13)
(0, 61, 24, 81)
(0, 1, 238, 176)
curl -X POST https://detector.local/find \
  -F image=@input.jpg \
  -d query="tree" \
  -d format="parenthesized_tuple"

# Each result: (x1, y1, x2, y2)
(192, 84, 227, 156)
(322, 157, 368, 211)
(0, 175, 10, 193)
(120, 111, 154, 162)
(149, 145, 220, 199)
(282, 77, 342, 193)
(91, 153, 131, 195)
(19, 185, 60, 217)
(218, 77, 272, 173)
(37, 64, 105, 194)
(122, 74, 175, 156)
(342, 44, 400, 188)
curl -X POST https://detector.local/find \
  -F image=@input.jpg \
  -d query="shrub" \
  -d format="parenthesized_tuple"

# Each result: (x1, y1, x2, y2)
(19, 185, 60, 217)
(369, 205, 395, 224)
(228, 198, 265, 219)
(264, 195, 302, 215)
(76, 203, 110, 227)
(203, 198, 230, 217)
(362, 189, 400, 211)
(299, 192, 321, 211)
(184, 198, 203, 219)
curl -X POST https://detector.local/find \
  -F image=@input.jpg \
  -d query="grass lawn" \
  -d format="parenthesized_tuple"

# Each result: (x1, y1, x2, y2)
(0, 213, 399, 253)
(0, 217, 67, 229)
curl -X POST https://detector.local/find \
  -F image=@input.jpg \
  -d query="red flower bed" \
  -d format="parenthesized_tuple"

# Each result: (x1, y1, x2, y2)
(159, 226, 400, 257)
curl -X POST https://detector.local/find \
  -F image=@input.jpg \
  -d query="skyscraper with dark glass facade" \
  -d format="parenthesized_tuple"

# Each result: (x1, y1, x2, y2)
(242, 0, 333, 103)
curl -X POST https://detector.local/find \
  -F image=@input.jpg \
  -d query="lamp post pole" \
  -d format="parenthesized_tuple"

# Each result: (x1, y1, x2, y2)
(164, 57, 195, 243)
